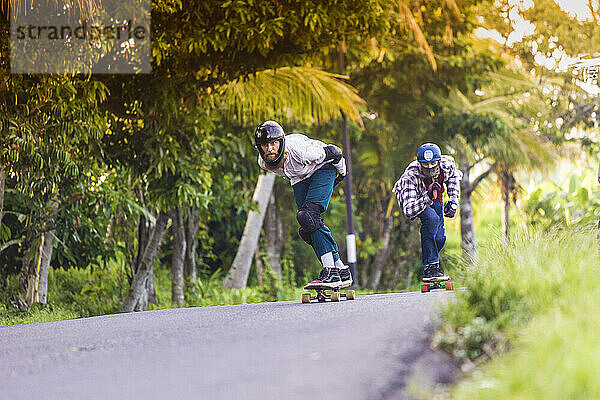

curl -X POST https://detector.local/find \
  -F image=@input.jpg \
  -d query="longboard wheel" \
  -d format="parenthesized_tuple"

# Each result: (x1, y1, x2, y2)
(346, 290, 355, 300)
(420, 284, 429, 293)
(445, 282, 454, 291)
(331, 292, 340, 302)
(301, 293, 311, 303)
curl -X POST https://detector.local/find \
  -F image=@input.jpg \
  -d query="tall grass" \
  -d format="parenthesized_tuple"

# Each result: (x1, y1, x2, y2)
(434, 226, 600, 399)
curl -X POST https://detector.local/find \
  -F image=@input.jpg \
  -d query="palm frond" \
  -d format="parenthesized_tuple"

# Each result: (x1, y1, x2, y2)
(514, 129, 555, 170)
(444, 0, 462, 18)
(217, 66, 365, 126)
(437, 84, 557, 171)
(487, 72, 541, 89)
(396, 0, 437, 71)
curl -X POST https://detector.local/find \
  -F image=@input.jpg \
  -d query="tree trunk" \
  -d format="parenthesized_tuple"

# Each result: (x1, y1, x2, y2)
(460, 189, 477, 261)
(122, 211, 170, 312)
(0, 167, 5, 229)
(18, 230, 42, 309)
(0, 268, 6, 292)
(223, 172, 276, 289)
(171, 207, 186, 306)
(134, 213, 151, 277)
(185, 206, 200, 283)
(502, 189, 510, 244)
(459, 166, 477, 261)
(38, 198, 59, 305)
(255, 246, 264, 285)
(134, 212, 158, 305)
(146, 270, 157, 305)
(38, 230, 54, 305)
(366, 214, 393, 289)
(500, 172, 514, 244)
(264, 191, 282, 280)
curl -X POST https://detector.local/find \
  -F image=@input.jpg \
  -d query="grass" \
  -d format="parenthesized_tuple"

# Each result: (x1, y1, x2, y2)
(0, 302, 79, 326)
(432, 225, 600, 399)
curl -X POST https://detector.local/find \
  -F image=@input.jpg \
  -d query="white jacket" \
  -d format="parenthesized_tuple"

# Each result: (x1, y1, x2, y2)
(258, 133, 337, 185)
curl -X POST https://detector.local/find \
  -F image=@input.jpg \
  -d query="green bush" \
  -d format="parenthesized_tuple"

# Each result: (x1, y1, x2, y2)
(0, 260, 128, 326)
(525, 171, 600, 228)
(48, 264, 126, 317)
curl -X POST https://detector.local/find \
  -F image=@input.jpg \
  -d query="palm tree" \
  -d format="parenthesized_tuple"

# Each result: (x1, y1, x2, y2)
(432, 70, 555, 257)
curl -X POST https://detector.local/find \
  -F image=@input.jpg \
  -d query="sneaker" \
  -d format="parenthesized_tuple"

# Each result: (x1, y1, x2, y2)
(338, 266, 353, 288)
(304, 267, 342, 289)
(422, 263, 451, 282)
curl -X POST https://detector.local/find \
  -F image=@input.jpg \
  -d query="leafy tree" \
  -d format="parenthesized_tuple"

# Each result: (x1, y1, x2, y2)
(477, 0, 600, 150)
(334, 0, 499, 287)
(0, 73, 108, 308)
(433, 69, 555, 249)
(108, 0, 403, 307)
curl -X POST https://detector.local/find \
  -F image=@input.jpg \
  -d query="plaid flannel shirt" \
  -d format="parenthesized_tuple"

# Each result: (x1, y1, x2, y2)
(392, 155, 462, 219)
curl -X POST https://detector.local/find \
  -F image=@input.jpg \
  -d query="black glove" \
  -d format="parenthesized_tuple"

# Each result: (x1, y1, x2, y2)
(323, 145, 343, 163)
(334, 173, 345, 187)
(427, 182, 442, 201)
(444, 201, 458, 218)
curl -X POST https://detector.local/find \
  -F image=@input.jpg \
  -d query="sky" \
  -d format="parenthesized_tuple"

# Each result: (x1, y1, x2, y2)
(554, 0, 594, 20)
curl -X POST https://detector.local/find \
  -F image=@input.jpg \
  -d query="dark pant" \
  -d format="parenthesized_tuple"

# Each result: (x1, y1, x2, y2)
(292, 164, 340, 261)
(418, 202, 446, 267)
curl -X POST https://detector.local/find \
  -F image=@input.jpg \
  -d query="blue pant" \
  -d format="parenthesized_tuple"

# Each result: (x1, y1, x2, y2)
(418, 202, 446, 267)
(292, 164, 340, 262)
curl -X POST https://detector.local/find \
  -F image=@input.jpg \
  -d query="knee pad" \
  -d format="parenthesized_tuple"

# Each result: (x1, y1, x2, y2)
(298, 227, 313, 245)
(296, 202, 324, 234)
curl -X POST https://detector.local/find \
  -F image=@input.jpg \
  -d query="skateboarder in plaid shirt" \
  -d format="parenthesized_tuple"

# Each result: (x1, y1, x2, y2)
(254, 120, 353, 289)
(392, 143, 462, 282)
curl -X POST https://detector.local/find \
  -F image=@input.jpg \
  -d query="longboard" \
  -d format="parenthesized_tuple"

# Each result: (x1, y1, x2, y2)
(301, 286, 355, 303)
(420, 281, 454, 293)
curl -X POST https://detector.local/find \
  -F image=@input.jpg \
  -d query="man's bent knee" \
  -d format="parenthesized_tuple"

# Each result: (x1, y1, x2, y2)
(298, 227, 313, 245)
(419, 209, 440, 233)
(436, 236, 446, 249)
(297, 202, 324, 234)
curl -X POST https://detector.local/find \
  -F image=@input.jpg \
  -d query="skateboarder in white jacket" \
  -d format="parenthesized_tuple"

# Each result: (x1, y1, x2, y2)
(392, 143, 462, 282)
(255, 120, 353, 289)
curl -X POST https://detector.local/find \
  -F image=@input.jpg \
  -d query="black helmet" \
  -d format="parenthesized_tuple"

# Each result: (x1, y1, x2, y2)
(255, 120, 286, 167)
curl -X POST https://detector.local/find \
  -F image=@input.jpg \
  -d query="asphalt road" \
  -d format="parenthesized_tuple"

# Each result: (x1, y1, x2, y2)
(0, 291, 458, 400)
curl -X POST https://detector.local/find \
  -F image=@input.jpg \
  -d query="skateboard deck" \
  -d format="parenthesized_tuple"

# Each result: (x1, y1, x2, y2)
(420, 280, 454, 293)
(301, 286, 355, 303)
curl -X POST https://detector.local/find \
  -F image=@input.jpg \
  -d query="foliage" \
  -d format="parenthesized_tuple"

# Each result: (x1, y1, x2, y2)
(0, 302, 79, 326)
(1, 0, 598, 323)
(217, 66, 365, 125)
(432, 71, 556, 172)
(434, 227, 598, 371)
(524, 170, 600, 228)
(443, 227, 600, 399)
(476, 0, 600, 150)
(0, 261, 128, 323)
(47, 266, 127, 317)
